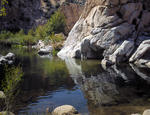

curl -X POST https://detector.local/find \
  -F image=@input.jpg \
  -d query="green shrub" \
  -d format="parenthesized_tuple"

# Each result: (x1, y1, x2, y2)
(45, 10, 66, 36)
(0, 10, 66, 46)
(0, 31, 14, 40)
(1, 65, 23, 111)
(48, 32, 64, 43)
(35, 25, 46, 40)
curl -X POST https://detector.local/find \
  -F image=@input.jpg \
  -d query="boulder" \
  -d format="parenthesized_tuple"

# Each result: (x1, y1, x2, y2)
(0, 53, 15, 65)
(4, 53, 15, 60)
(38, 46, 53, 55)
(130, 40, 150, 62)
(143, 110, 150, 115)
(52, 105, 79, 115)
(109, 40, 134, 63)
(35, 40, 45, 49)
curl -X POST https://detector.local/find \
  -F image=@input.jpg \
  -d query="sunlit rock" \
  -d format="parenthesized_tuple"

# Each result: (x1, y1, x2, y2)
(58, 0, 150, 65)
(52, 105, 79, 115)
(143, 109, 150, 115)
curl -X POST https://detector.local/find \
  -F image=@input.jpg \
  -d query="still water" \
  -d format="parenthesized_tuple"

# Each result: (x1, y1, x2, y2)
(1, 46, 150, 115)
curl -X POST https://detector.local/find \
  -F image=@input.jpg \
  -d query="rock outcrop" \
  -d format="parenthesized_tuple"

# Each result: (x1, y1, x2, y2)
(58, 0, 150, 66)
(129, 40, 150, 67)
(60, 3, 84, 34)
(0, 53, 15, 65)
(32, 40, 53, 55)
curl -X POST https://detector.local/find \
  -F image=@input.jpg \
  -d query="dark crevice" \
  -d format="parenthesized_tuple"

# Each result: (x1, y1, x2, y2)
(138, 11, 143, 19)
(143, 4, 146, 10)
(132, 18, 137, 25)
(116, 11, 123, 18)
(135, 25, 138, 31)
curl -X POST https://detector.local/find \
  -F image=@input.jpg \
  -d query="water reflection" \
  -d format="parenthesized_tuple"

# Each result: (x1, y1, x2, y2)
(1, 46, 150, 115)
(64, 58, 150, 115)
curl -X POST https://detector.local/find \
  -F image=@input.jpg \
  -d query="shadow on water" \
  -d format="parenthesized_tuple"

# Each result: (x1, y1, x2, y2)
(1, 46, 150, 115)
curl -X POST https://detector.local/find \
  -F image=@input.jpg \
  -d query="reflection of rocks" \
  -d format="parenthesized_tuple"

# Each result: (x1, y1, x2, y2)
(130, 64, 150, 83)
(38, 54, 53, 59)
(64, 58, 150, 114)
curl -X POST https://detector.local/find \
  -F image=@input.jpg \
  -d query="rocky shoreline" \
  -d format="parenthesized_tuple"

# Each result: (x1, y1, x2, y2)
(58, 0, 150, 69)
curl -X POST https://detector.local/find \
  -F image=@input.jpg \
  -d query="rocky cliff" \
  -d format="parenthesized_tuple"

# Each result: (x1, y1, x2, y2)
(58, 0, 150, 67)
(60, 2, 84, 34)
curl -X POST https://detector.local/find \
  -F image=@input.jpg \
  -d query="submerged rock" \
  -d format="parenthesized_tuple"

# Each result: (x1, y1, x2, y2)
(52, 105, 79, 115)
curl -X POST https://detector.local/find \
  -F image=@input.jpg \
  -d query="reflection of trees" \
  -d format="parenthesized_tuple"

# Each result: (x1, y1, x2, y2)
(64, 58, 150, 115)
(0, 65, 23, 112)
(10, 57, 75, 113)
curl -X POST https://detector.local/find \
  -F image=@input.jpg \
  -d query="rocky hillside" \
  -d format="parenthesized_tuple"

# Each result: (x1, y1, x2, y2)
(0, 0, 53, 32)
(58, 0, 150, 67)
(0, 0, 86, 33)
(60, 2, 84, 34)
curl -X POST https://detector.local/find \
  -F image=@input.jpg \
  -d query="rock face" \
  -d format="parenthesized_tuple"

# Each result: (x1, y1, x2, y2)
(58, 0, 150, 65)
(60, 2, 84, 34)
(129, 40, 150, 67)
(52, 105, 79, 115)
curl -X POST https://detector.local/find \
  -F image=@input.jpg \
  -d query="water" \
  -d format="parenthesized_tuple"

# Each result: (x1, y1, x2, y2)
(1, 46, 150, 115)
